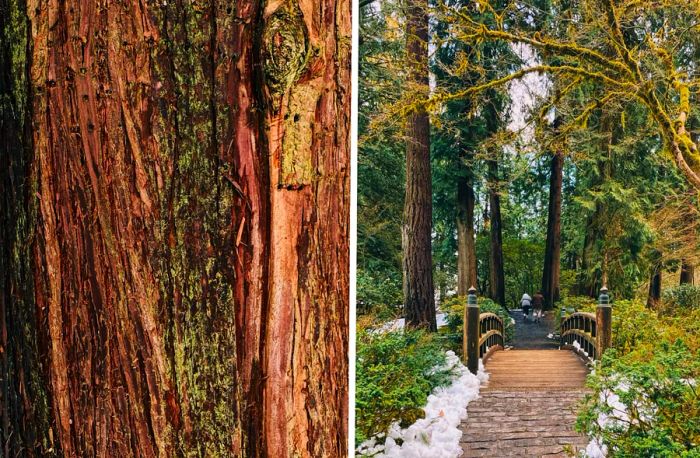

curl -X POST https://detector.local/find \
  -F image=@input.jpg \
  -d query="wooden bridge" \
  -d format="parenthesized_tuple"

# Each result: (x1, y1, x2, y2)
(459, 287, 612, 457)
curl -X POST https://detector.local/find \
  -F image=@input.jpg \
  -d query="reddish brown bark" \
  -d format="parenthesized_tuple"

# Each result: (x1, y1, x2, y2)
(403, 0, 436, 331)
(541, 151, 563, 310)
(1, 0, 349, 455)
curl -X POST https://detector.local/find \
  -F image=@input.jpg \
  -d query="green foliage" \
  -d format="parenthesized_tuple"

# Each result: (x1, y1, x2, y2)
(356, 268, 403, 318)
(559, 269, 579, 297)
(609, 300, 660, 356)
(577, 341, 700, 457)
(662, 284, 700, 311)
(557, 295, 597, 313)
(476, 235, 545, 307)
(575, 297, 700, 455)
(355, 329, 455, 445)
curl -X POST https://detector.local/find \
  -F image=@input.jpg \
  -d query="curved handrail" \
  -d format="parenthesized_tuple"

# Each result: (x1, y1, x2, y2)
(478, 312, 504, 360)
(560, 312, 598, 360)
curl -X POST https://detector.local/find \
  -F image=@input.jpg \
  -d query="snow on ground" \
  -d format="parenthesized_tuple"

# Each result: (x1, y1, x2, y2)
(582, 382, 630, 458)
(356, 351, 488, 458)
(377, 313, 449, 333)
(572, 340, 590, 358)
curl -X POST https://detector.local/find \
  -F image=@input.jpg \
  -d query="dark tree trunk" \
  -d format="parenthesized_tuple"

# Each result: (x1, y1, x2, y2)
(681, 260, 695, 285)
(541, 151, 563, 309)
(1, 0, 54, 454)
(487, 158, 506, 306)
(402, 0, 436, 331)
(647, 266, 662, 309)
(0, 0, 349, 455)
(456, 153, 478, 297)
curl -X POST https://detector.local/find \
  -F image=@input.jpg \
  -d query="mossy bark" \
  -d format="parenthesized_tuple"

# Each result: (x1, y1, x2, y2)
(0, 0, 349, 455)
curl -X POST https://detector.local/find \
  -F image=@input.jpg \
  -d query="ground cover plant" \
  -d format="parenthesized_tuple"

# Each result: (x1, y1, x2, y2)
(355, 327, 456, 445)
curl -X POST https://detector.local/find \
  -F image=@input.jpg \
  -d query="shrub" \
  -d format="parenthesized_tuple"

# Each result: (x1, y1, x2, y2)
(355, 328, 455, 446)
(356, 268, 403, 319)
(556, 295, 597, 313)
(662, 284, 700, 311)
(610, 299, 660, 356)
(559, 269, 579, 297)
(577, 341, 700, 457)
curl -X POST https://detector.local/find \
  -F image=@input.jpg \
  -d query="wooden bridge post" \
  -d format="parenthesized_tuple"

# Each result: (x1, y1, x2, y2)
(465, 286, 480, 375)
(559, 306, 566, 347)
(596, 286, 612, 358)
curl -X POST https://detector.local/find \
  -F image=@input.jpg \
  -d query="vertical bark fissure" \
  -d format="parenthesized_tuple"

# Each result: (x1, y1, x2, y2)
(2, 0, 348, 454)
(403, 0, 436, 331)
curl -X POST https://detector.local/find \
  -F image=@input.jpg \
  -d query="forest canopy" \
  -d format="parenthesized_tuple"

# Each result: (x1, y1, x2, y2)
(359, 0, 700, 316)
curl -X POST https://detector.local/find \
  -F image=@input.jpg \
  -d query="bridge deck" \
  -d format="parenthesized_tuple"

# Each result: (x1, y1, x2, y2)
(460, 316, 591, 457)
(483, 349, 588, 390)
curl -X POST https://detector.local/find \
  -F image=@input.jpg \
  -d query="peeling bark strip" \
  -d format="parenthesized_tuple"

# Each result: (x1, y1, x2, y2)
(0, 0, 349, 455)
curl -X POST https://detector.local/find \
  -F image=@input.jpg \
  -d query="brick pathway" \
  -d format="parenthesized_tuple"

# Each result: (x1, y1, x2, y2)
(459, 350, 590, 457)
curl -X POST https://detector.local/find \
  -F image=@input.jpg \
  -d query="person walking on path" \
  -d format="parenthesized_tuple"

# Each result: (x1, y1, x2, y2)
(532, 291, 544, 323)
(520, 293, 532, 321)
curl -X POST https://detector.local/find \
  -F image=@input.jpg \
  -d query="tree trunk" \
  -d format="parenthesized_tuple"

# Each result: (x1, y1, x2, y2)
(402, 0, 436, 330)
(1, 0, 349, 455)
(487, 158, 506, 306)
(647, 266, 662, 309)
(456, 154, 478, 296)
(541, 151, 563, 309)
(681, 260, 695, 285)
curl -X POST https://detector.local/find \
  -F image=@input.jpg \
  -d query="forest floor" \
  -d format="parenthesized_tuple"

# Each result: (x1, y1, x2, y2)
(509, 309, 559, 350)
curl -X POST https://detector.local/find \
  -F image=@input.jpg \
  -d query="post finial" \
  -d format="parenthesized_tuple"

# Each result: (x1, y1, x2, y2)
(598, 286, 610, 307)
(467, 286, 478, 307)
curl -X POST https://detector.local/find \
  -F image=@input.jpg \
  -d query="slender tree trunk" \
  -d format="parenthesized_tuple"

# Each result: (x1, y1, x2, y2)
(647, 266, 662, 309)
(1, 0, 349, 455)
(487, 158, 506, 306)
(403, 0, 436, 330)
(681, 260, 695, 285)
(456, 154, 478, 296)
(541, 151, 563, 309)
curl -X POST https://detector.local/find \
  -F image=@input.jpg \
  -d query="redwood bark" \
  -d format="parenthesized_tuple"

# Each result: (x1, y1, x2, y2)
(681, 260, 695, 285)
(0, 0, 349, 455)
(487, 157, 506, 306)
(456, 157, 477, 296)
(402, 0, 436, 330)
(541, 151, 563, 310)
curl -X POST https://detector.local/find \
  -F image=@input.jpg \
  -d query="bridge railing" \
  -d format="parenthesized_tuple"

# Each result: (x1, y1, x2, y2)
(464, 287, 504, 374)
(560, 287, 612, 361)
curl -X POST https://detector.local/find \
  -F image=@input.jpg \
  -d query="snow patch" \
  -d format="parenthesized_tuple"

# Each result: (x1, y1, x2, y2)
(582, 382, 630, 457)
(377, 313, 449, 333)
(356, 351, 487, 457)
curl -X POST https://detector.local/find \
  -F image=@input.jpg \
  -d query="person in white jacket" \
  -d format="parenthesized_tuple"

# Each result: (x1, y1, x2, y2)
(520, 293, 532, 321)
